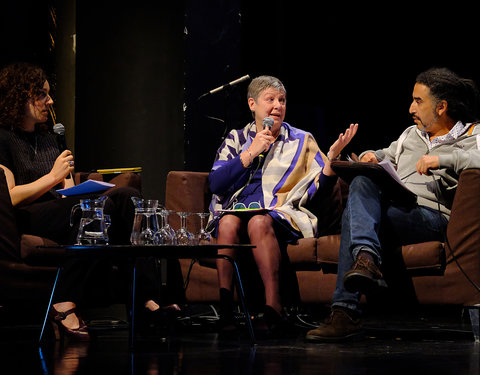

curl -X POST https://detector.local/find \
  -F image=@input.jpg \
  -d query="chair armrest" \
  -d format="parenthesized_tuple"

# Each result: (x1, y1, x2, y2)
(74, 171, 142, 193)
(0, 168, 21, 261)
(108, 172, 142, 192)
(74, 172, 103, 184)
(446, 169, 480, 264)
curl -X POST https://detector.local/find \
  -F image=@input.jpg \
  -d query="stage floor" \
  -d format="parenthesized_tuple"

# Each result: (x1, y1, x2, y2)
(0, 304, 478, 374)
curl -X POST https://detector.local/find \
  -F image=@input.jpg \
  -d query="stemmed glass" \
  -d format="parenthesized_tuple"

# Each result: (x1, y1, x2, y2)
(195, 212, 212, 244)
(137, 209, 157, 245)
(130, 198, 159, 245)
(162, 209, 177, 242)
(104, 214, 111, 245)
(154, 207, 177, 245)
(175, 212, 194, 245)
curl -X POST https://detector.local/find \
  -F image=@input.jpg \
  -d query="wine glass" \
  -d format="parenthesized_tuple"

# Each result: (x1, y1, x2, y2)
(137, 210, 157, 245)
(154, 207, 176, 245)
(103, 214, 111, 245)
(175, 212, 194, 245)
(130, 198, 159, 245)
(162, 209, 177, 242)
(195, 212, 212, 244)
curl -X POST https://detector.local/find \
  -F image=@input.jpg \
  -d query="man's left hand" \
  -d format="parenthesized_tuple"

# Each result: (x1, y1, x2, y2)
(416, 155, 440, 175)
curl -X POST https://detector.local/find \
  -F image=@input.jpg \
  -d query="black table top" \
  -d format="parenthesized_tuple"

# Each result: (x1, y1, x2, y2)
(38, 243, 254, 259)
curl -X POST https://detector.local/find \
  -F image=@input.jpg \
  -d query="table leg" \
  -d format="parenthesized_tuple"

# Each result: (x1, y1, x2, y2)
(129, 264, 136, 349)
(220, 255, 256, 345)
(39, 267, 61, 343)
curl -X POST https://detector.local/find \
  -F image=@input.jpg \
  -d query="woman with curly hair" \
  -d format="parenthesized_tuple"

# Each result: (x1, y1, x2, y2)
(0, 63, 168, 341)
(0, 63, 76, 205)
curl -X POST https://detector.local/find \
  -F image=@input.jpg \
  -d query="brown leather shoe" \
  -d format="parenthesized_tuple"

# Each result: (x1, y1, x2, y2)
(305, 308, 363, 342)
(343, 254, 387, 294)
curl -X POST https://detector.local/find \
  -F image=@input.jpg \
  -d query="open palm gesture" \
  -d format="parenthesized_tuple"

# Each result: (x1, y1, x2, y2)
(328, 123, 358, 160)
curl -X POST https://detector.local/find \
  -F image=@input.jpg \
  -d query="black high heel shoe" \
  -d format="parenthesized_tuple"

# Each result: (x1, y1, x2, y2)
(217, 288, 238, 333)
(49, 307, 90, 341)
(263, 305, 294, 336)
(139, 303, 182, 339)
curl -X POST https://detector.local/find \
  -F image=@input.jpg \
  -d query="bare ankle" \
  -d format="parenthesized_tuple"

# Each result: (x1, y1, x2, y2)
(145, 300, 160, 312)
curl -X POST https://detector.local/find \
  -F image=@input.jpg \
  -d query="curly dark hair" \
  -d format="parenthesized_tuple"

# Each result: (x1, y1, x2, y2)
(416, 67, 480, 123)
(0, 62, 49, 130)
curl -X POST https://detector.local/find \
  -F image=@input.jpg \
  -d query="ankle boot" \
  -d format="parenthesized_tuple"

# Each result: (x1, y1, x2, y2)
(305, 307, 363, 342)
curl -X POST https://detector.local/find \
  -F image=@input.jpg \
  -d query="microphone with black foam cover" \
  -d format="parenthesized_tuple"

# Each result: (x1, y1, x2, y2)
(259, 117, 274, 161)
(53, 123, 72, 179)
(53, 123, 67, 152)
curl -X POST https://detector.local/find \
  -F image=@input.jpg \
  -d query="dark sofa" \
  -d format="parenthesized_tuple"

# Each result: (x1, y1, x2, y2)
(165, 170, 480, 311)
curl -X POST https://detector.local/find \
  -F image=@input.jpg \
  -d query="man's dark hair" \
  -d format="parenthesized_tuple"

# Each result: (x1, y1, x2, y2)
(416, 67, 480, 123)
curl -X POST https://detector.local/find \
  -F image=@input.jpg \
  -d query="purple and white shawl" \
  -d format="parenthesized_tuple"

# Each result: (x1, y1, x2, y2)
(208, 122, 326, 238)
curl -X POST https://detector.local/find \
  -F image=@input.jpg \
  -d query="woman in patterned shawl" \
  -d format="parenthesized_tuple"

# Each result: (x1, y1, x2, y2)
(208, 75, 357, 332)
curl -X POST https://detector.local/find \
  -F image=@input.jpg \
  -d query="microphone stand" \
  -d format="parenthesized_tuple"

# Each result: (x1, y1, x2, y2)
(220, 84, 232, 142)
(194, 84, 232, 142)
(186, 76, 249, 171)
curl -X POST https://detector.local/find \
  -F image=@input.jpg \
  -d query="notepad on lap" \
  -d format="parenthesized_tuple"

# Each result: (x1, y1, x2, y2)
(330, 160, 417, 206)
(57, 180, 115, 196)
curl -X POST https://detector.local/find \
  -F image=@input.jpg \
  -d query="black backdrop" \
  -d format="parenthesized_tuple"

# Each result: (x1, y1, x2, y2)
(185, 1, 480, 171)
(2, 1, 480, 197)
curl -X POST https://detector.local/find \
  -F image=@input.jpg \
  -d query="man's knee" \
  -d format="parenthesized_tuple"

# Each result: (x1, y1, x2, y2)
(350, 176, 380, 195)
(351, 175, 374, 188)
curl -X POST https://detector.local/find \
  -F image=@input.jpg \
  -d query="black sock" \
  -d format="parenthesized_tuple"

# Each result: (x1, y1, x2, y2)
(219, 288, 234, 318)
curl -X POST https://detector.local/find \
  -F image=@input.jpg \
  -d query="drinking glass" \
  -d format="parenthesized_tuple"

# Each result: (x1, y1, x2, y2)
(137, 211, 157, 245)
(154, 207, 177, 245)
(130, 198, 159, 245)
(175, 212, 194, 245)
(162, 209, 177, 242)
(104, 214, 111, 241)
(195, 212, 212, 244)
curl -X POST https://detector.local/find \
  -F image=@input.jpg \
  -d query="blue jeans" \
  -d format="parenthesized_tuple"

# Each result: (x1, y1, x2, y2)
(331, 176, 448, 313)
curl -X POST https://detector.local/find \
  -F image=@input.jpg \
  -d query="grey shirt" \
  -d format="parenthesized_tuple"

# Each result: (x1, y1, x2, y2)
(363, 122, 480, 217)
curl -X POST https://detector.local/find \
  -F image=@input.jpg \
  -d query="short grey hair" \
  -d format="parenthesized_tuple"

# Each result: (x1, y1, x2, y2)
(247, 75, 286, 102)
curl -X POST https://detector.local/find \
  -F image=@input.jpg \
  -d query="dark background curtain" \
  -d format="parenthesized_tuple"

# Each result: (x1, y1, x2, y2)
(1, 1, 480, 200)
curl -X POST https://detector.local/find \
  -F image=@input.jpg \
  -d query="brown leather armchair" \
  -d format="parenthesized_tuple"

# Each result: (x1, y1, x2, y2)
(165, 169, 480, 310)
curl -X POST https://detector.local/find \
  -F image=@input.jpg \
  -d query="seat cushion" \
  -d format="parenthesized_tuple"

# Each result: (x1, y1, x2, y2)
(398, 241, 445, 275)
(286, 238, 318, 264)
(20, 234, 66, 266)
(316, 234, 445, 275)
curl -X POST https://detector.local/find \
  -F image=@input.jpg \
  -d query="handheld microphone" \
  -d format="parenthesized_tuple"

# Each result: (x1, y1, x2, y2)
(53, 123, 72, 179)
(262, 117, 274, 130)
(53, 123, 67, 152)
(259, 117, 274, 161)
(197, 75, 251, 100)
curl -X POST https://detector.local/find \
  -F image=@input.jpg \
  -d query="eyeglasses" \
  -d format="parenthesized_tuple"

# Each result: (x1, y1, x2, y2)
(233, 201, 262, 210)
